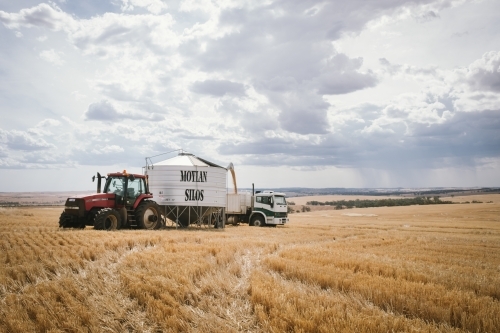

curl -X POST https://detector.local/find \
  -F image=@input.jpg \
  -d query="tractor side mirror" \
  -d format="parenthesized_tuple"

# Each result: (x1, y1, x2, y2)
(92, 175, 95, 182)
(128, 175, 135, 181)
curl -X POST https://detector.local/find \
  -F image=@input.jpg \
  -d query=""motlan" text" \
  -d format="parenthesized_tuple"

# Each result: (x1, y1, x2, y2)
(180, 170, 208, 182)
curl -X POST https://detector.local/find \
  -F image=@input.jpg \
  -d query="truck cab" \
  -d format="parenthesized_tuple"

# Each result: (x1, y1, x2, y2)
(252, 191, 289, 226)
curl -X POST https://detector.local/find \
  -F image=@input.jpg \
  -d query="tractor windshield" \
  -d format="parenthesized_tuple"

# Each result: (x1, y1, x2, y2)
(104, 177, 125, 196)
(126, 178, 145, 200)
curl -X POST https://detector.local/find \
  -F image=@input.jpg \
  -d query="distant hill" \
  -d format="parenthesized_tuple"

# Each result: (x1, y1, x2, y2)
(1, 188, 499, 207)
(242, 187, 500, 198)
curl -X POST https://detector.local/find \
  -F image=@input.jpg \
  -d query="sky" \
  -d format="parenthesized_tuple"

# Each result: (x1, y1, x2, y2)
(0, 0, 499, 191)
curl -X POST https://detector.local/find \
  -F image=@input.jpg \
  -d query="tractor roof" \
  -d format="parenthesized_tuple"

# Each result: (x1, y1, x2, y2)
(152, 152, 224, 168)
(107, 170, 146, 178)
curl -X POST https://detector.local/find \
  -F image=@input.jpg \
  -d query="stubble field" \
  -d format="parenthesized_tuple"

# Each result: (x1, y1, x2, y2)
(1, 195, 499, 332)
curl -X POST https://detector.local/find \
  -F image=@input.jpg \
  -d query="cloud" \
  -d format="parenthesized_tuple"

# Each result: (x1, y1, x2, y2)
(0, 0, 499, 185)
(84, 100, 165, 122)
(0, 3, 76, 31)
(277, 92, 330, 134)
(20, 151, 65, 165)
(69, 12, 177, 55)
(1, 130, 54, 151)
(69, 143, 144, 166)
(0, 145, 7, 158)
(465, 51, 500, 93)
(190, 80, 246, 97)
(317, 54, 378, 95)
(91, 145, 124, 155)
(36, 119, 61, 128)
(39, 49, 65, 65)
(219, 103, 500, 170)
(84, 100, 120, 121)
(120, 0, 168, 15)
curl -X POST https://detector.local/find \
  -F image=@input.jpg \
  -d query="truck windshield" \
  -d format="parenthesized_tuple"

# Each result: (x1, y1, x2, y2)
(274, 196, 286, 205)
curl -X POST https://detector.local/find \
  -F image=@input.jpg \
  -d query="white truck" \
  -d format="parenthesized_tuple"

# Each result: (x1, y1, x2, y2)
(226, 190, 289, 227)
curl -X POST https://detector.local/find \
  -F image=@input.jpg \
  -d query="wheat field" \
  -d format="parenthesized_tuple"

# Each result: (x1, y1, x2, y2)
(1, 195, 499, 332)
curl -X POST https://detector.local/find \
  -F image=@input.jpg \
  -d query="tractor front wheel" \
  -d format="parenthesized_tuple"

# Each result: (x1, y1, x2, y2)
(94, 208, 121, 230)
(59, 212, 75, 228)
(135, 201, 162, 230)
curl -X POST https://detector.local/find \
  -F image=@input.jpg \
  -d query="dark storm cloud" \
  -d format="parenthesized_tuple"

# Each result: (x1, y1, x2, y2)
(317, 71, 378, 95)
(317, 54, 378, 95)
(182, 0, 416, 134)
(277, 94, 330, 134)
(190, 80, 246, 97)
(219, 109, 500, 169)
(215, 99, 279, 132)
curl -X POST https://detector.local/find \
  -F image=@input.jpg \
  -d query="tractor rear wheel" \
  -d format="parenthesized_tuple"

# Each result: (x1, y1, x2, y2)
(94, 208, 121, 230)
(135, 201, 162, 230)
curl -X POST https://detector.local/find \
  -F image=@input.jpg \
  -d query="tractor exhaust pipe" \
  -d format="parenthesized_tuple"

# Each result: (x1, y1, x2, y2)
(97, 172, 102, 193)
(92, 172, 103, 193)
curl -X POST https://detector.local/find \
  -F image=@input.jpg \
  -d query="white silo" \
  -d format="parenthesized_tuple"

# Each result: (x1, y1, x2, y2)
(145, 152, 227, 228)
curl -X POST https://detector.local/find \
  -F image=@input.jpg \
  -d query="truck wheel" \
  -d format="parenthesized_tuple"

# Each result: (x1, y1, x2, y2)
(94, 208, 121, 230)
(251, 215, 265, 227)
(135, 201, 162, 230)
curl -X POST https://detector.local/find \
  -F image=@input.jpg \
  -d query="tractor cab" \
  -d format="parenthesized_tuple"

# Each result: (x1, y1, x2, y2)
(103, 172, 148, 207)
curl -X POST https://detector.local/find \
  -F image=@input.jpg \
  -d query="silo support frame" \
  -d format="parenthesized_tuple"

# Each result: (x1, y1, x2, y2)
(161, 205, 225, 229)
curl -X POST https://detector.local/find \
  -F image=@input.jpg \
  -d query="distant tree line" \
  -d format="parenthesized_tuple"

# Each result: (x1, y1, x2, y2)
(0, 200, 65, 207)
(306, 196, 454, 209)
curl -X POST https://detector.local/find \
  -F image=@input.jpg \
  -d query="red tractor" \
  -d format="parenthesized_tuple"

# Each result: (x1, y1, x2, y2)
(59, 170, 162, 230)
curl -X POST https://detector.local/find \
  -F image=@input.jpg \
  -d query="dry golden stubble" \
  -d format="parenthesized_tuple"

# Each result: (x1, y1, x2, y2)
(0, 199, 499, 332)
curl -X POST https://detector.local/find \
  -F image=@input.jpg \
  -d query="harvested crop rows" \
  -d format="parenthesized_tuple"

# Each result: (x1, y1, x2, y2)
(1, 197, 500, 332)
